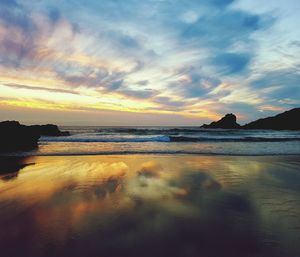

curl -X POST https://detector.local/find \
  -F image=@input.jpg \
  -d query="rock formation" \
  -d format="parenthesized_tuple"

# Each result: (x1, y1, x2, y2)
(30, 124, 70, 136)
(243, 108, 300, 130)
(201, 113, 241, 129)
(201, 108, 300, 130)
(0, 121, 70, 152)
(0, 121, 40, 152)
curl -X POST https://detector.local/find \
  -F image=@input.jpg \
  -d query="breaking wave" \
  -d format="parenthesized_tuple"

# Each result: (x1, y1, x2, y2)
(40, 135, 300, 143)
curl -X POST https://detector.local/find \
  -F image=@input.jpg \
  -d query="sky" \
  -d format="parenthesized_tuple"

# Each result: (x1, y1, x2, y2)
(0, 0, 299, 125)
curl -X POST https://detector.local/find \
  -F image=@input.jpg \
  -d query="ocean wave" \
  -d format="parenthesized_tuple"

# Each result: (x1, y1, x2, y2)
(40, 135, 171, 143)
(95, 127, 242, 135)
(40, 135, 300, 143)
(169, 136, 300, 142)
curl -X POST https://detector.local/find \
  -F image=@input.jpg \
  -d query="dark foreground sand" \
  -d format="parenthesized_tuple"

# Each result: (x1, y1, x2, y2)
(0, 155, 300, 257)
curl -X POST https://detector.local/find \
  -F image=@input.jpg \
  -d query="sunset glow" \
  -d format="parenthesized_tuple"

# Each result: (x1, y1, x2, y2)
(0, 0, 299, 125)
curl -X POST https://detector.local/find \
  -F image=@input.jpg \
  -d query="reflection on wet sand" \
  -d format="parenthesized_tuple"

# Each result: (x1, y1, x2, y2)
(0, 156, 35, 181)
(0, 155, 300, 257)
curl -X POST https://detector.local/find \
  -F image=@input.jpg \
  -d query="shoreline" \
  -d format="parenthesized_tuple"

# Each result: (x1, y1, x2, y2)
(1, 152, 300, 157)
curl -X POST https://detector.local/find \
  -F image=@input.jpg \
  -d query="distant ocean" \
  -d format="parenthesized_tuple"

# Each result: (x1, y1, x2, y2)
(11, 126, 300, 156)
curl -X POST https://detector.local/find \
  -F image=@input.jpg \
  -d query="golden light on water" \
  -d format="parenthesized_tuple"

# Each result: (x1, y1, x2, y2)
(1, 155, 300, 256)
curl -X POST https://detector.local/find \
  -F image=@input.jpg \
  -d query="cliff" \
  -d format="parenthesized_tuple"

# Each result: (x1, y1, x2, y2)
(243, 108, 300, 130)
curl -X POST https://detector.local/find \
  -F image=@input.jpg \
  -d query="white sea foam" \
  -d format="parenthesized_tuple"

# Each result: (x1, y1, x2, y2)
(40, 135, 171, 143)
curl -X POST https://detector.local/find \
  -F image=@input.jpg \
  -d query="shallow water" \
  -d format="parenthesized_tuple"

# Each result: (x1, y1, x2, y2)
(0, 155, 300, 257)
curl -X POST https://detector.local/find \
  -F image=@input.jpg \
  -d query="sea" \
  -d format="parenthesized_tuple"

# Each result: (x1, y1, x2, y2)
(15, 126, 300, 156)
(2, 128, 300, 257)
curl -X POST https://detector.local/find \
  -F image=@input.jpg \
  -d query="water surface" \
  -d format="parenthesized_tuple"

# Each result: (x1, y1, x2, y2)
(3, 126, 300, 156)
(1, 155, 300, 257)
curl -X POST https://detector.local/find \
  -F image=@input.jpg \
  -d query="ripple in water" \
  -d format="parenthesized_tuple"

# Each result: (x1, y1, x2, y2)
(0, 155, 300, 257)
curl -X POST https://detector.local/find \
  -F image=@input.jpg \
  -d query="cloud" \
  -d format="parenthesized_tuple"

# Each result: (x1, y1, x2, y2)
(119, 89, 157, 100)
(211, 53, 252, 74)
(0, 1, 79, 70)
(250, 69, 300, 108)
(180, 10, 264, 50)
(151, 96, 189, 111)
(0, 0, 298, 124)
(105, 30, 141, 49)
(3, 83, 79, 95)
(168, 66, 221, 99)
(0, 0, 19, 7)
(54, 63, 127, 90)
(47, 7, 62, 24)
(211, 0, 235, 7)
(137, 80, 149, 86)
(107, 79, 124, 91)
(0, 2, 37, 67)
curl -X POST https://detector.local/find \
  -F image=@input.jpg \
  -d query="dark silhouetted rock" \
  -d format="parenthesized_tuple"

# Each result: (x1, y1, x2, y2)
(201, 114, 241, 129)
(0, 121, 70, 152)
(243, 108, 300, 130)
(30, 124, 70, 136)
(0, 156, 35, 180)
(0, 121, 40, 152)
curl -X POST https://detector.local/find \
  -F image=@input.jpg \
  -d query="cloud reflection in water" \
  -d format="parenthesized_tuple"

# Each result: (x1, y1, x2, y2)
(0, 155, 300, 257)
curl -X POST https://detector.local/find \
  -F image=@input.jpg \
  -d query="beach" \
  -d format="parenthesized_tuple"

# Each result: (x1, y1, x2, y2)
(1, 0, 299, 256)
(1, 154, 300, 257)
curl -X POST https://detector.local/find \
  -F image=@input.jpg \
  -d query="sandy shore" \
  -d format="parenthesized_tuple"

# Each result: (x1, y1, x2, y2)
(0, 154, 300, 257)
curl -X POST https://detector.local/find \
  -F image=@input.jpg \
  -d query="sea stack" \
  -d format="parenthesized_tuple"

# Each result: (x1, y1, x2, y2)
(0, 121, 70, 152)
(0, 121, 40, 152)
(29, 124, 70, 136)
(201, 113, 241, 129)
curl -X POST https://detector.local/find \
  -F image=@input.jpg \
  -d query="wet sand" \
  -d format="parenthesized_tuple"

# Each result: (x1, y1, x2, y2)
(0, 155, 300, 257)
